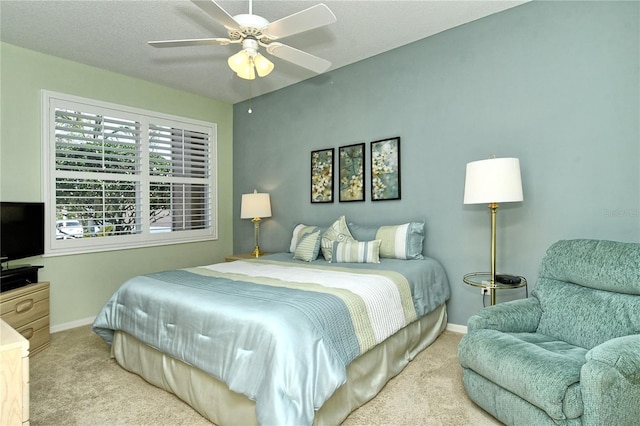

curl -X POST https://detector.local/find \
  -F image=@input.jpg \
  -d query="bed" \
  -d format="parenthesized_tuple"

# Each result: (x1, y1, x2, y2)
(93, 218, 450, 425)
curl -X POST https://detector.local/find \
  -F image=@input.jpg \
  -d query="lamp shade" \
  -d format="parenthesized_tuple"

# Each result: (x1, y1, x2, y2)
(463, 157, 523, 204)
(228, 50, 250, 73)
(241, 190, 272, 219)
(253, 53, 274, 77)
(236, 62, 256, 80)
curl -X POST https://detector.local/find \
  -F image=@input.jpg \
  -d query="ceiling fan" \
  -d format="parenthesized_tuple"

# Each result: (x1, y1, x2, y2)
(149, 0, 337, 80)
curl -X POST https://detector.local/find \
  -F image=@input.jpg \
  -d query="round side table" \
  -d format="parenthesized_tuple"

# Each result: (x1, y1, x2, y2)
(463, 272, 527, 306)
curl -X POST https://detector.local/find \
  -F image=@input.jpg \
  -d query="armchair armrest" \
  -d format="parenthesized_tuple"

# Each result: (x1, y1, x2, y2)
(586, 334, 640, 380)
(581, 335, 640, 426)
(467, 298, 541, 333)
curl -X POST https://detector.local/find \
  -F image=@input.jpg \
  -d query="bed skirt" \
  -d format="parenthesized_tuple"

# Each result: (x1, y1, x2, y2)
(112, 303, 447, 425)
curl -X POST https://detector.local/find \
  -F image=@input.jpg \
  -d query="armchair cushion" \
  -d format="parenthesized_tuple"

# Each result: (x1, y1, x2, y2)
(459, 331, 587, 420)
(534, 279, 640, 350)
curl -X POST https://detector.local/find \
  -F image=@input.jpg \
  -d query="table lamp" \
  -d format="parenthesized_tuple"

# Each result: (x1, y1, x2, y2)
(464, 157, 523, 305)
(241, 190, 272, 257)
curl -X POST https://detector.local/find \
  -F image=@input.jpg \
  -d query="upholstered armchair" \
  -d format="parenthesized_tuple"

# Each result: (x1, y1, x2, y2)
(458, 239, 640, 426)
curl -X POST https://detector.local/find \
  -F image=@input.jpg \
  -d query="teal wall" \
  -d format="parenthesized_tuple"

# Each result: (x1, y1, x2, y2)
(0, 43, 234, 329)
(232, 2, 640, 326)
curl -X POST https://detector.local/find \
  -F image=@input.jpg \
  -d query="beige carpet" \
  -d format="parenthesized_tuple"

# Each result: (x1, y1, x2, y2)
(30, 326, 501, 425)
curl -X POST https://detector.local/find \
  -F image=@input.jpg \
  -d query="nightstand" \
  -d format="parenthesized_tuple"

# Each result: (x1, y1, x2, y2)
(463, 272, 527, 306)
(225, 253, 269, 262)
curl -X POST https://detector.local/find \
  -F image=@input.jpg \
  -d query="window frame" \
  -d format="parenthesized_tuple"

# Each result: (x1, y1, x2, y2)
(41, 90, 218, 257)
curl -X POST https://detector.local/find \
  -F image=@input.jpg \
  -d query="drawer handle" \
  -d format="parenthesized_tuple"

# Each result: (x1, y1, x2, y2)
(15, 299, 34, 313)
(20, 328, 34, 339)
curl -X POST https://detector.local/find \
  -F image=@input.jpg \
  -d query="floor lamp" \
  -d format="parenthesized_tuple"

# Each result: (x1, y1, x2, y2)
(464, 157, 523, 305)
(241, 190, 272, 257)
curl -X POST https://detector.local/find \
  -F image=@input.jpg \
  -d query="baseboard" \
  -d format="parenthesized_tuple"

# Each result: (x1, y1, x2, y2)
(50, 316, 95, 334)
(446, 323, 467, 334)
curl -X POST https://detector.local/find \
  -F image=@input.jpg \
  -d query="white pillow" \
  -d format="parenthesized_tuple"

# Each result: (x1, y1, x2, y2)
(320, 215, 354, 262)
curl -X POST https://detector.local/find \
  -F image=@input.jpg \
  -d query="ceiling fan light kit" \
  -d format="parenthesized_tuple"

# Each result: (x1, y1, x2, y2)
(149, 0, 336, 80)
(227, 38, 274, 80)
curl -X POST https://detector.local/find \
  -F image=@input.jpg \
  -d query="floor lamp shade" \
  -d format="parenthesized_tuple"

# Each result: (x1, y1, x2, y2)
(464, 158, 523, 205)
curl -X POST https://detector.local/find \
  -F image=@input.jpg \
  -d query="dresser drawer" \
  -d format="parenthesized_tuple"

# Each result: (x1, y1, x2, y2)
(0, 291, 49, 329)
(0, 282, 50, 356)
(14, 315, 50, 356)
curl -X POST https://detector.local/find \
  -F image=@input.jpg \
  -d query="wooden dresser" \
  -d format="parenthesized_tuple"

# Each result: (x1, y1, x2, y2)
(0, 319, 30, 425)
(0, 281, 50, 356)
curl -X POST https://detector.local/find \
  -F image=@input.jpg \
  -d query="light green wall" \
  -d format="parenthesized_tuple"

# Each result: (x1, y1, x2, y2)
(232, 1, 640, 326)
(0, 42, 234, 329)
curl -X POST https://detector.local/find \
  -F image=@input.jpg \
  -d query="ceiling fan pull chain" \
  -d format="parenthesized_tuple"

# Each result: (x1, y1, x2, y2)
(248, 79, 253, 114)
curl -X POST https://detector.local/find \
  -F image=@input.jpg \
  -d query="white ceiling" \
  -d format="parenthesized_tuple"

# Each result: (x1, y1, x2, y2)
(1, 0, 527, 104)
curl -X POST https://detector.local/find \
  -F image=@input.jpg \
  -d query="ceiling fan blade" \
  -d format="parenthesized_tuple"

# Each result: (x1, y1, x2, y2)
(266, 42, 331, 73)
(148, 38, 232, 48)
(192, 0, 241, 31)
(265, 4, 336, 40)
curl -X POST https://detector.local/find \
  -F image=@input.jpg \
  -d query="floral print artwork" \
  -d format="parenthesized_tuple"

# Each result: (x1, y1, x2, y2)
(311, 148, 334, 203)
(339, 143, 365, 202)
(371, 137, 401, 201)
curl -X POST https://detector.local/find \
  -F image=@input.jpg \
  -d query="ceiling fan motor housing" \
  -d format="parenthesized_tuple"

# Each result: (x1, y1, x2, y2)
(229, 14, 270, 41)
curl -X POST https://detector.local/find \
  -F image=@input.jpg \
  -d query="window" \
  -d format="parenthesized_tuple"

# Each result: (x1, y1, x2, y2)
(42, 91, 217, 256)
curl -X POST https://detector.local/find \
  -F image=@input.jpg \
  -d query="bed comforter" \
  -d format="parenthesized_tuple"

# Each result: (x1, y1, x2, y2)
(93, 254, 450, 425)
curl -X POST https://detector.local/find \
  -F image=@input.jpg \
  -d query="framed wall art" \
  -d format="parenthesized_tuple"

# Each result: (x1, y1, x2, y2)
(338, 143, 365, 202)
(310, 148, 334, 203)
(370, 137, 401, 201)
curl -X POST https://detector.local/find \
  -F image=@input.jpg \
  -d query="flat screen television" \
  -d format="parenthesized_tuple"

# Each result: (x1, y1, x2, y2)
(1, 201, 45, 262)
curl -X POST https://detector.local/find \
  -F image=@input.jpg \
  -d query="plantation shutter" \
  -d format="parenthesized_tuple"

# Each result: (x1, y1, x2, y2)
(149, 124, 211, 232)
(54, 108, 142, 237)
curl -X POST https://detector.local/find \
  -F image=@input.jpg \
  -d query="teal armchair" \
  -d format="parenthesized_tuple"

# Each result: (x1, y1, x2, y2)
(458, 239, 640, 425)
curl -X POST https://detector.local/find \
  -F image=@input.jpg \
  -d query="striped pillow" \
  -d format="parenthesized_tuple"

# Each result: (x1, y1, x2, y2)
(331, 240, 381, 263)
(348, 222, 425, 260)
(293, 230, 322, 262)
(289, 224, 324, 253)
